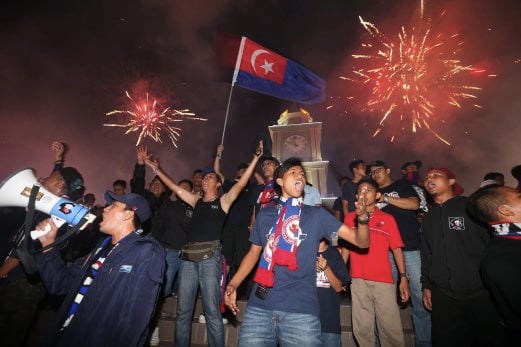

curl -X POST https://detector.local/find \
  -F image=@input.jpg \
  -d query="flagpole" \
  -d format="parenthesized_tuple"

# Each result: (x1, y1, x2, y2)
(221, 36, 247, 145)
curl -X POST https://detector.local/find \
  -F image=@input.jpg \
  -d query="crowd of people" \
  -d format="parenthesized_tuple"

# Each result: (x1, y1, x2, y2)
(1, 140, 520, 347)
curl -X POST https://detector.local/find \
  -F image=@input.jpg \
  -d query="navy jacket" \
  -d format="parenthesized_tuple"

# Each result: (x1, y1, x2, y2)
(35, 232, 165, 347)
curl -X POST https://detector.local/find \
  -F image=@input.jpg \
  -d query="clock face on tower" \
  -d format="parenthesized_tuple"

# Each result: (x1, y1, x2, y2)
(283, 135, 308, 156)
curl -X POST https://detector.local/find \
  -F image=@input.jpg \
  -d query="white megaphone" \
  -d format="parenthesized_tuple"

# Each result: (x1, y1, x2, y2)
(0, 168, 96, 240)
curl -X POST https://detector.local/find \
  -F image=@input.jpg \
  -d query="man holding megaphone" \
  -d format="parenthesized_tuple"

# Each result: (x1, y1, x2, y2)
(31, 191, 165, 347)
(0, 141, 86, 346)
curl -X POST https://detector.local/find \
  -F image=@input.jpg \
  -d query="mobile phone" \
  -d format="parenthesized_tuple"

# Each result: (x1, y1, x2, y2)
(255, 285, 271, 300)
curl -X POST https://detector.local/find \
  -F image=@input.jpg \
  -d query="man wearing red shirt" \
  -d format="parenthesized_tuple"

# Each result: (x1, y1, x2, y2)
(345, 178, 410, 347)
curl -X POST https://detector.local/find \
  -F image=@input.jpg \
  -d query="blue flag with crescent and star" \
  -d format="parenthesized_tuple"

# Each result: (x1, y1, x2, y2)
(229, 37, 326, 104)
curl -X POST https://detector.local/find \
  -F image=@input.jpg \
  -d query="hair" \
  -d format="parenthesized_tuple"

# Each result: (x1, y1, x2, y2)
(466, 185, 506, 224)
(273, 157, 303, 196)
(357, 177, 379, 191)
(349, 160, 365, 174)
(483, 172, 504, 181)
(338, 176, 351, 186)
(178, 179, 194, 191)
(124, 205, 142, 229)
(113, 179, 127, 188)
(192, 169, 203, 176)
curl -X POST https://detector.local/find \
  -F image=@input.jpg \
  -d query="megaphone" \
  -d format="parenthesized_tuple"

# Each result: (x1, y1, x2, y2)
(0, 168, 96, 240)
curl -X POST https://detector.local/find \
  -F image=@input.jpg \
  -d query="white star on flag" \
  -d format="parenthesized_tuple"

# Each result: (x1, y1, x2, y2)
(261, 60, 274, 74)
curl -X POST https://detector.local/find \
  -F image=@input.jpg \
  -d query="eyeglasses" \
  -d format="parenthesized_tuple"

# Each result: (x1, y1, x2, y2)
(370, 167, 385, 176)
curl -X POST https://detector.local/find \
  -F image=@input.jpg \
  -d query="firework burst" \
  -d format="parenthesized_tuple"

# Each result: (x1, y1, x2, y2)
(105, 91, 206, 147)
(342, 10, 484, 145)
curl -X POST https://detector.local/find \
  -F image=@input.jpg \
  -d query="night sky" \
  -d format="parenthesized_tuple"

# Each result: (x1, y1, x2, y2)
(1, 0, 520, 200)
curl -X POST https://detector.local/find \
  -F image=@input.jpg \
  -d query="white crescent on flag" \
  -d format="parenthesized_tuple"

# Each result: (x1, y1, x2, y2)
(250, 49, 270, 74)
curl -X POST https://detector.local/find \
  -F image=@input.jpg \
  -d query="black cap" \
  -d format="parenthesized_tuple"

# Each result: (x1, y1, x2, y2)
(511, 165, 521, 181)
(58, 167, 84, 196)
(401, 160, 422, 171)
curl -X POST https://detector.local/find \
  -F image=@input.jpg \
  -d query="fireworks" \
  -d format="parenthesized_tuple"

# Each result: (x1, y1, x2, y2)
(343, 10, 484, 145)
(105, 91, 206, 147)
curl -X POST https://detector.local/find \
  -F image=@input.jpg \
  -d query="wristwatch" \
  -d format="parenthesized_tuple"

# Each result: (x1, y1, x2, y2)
(383, 194, 390, 204)
(357, 212, 370, 225)
(399, 272, 409, 280)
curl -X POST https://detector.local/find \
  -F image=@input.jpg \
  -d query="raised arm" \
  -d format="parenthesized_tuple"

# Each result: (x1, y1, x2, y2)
(337, 193, 370, 248)
(145, 159, 199, 208)
(213, 144, 226, 183)
(220, 141, 263, 213)
(383, 195, 419, 210)
(131, 145, 148, 194)
(51, 141, 66, 172)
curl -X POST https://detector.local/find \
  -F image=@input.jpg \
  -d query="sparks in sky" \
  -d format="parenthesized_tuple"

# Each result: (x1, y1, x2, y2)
(104, 91, 206, 147)
(342, 11, 485, 145)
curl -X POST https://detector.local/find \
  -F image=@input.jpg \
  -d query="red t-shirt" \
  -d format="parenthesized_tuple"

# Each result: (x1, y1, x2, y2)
(344, 208, 404, 284)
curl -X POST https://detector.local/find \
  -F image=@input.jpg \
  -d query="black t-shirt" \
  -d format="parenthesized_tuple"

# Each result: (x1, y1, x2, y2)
(222, 179, 254, 226)
(341, 181, 358, 213)
(377, 180, 421, 251)
(188, 198, 227, 242)
(316, 246, 350, 334)
(151, 199, 193, 249)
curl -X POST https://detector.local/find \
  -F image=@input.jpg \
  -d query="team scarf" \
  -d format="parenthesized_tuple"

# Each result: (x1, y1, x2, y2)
(489, 222, 521, 240)
(253, 197, 302, 288)
(258, 180, 278, 208)
(61, 238, 116, 331)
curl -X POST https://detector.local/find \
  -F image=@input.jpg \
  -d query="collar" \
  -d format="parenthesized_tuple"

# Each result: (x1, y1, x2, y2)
(488, 222, 521, 239)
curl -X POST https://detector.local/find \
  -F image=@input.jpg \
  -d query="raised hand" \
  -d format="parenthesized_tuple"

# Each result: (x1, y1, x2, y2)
(255, 140, 264, 157)
(216, 144, 224, 156)
(354, 191, 368, 217)
(136, 144, 150, 165)
(51, 141, 66, 161)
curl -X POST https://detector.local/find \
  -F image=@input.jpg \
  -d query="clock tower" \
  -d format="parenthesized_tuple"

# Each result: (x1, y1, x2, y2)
(269, 110, 329, 199)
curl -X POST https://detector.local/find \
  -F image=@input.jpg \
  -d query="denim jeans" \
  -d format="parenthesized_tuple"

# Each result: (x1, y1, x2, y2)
(175, 249, 224, 347)
(389, 250, 432, 347)
(321, 332, 341, 347)
(238, 305, 322, 347)
(163, 248, 182, 297)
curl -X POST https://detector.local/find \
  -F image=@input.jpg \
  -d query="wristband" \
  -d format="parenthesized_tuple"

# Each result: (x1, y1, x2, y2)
(400, 272, 409, 280)
(383, 194, 390, 204)
(357, 212, 370, 225)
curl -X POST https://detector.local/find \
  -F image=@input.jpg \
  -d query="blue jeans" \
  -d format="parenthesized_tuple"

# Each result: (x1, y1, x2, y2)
(239, 305, 322, 347)
(321, 332, 341, 347)
(163, 248, 182, 297)
(175, 249, 224, 347)
(389, 250, 432, 347)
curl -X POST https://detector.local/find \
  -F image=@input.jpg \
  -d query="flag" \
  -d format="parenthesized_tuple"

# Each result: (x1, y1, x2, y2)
(230, 37, 326, 104)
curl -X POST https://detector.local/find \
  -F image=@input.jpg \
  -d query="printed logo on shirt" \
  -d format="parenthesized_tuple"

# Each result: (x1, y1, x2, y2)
(282, 215, 307, 246)
(211, 204, 219, 210)
(448, 217, 465, 231)
(119, 265, 133, 273)
(316, 269, 330, 288)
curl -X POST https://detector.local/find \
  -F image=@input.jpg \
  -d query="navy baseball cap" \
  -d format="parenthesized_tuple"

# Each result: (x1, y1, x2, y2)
(104, 190, 151, 222)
